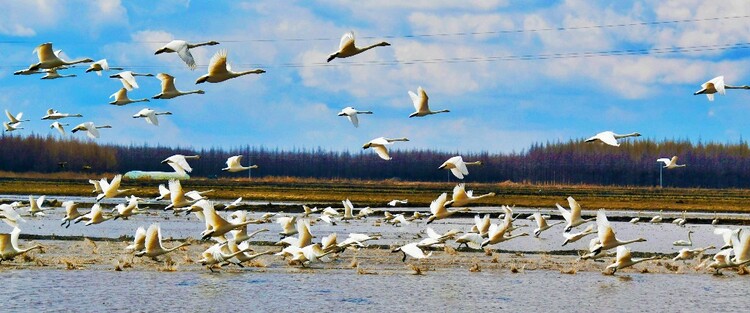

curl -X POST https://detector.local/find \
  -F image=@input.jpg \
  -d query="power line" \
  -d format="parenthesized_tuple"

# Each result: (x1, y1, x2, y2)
(0, 15, 748, 45)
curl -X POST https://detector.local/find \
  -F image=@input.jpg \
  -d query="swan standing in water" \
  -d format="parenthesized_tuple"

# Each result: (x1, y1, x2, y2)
(673, 230, 693, 246)
(132, 108, 172, 126)
(657, 156, 686, 169)
(222, 155, 258, 172)
(135, 224, 189, 259)
(362, 137, 409, 160)
(0, 227, 42, 262)
(556, 196, 595, 232)
(694, 76, 750, 101)
(152, 73, 205, 99)
(438, 156, 482, 179)
(110, 88, 150, 106)
(110, 71, 154, 91)
(585, 131, 641, 147)
(195, 49, 265, 84)
(408, 86, 450, 118)
(155, 40, 220, 69)
(605, 246, 659, 274)
(85, 59, 123, 76)
(27, 42, 93, 71)
(71, 122, 112, 139)
(327, 31, 390, 62)
(337, 107, 373, 128)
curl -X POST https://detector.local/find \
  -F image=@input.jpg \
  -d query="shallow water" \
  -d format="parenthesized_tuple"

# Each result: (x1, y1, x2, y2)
(0, 268, 743, 312)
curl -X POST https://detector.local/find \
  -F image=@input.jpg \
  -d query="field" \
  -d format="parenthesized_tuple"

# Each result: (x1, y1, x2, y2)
(2, 172, 750, 212)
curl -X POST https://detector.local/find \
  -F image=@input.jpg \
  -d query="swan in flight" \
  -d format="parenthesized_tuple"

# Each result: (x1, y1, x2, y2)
(125, 226, 147, 252)
(135, 224, 189, 259)
(222, 155, 258, 172)
(161, 154, 200, 175)
(0, 204, 25, 229)
(50, 122, 69, 135)
(481, 206, 529, 247)
(673, 230, 693, 246)
(714, 228, 741, 250)
(196, 242, 250, 271)
(109, 71, 154, 91)
(155, 40, 220, 70)
(95, 174, 132, 202)
(445, 183, 495, 207)
(85, 59, 123, 76)
(27, 195, 47, 217)
(588, 209, 646, 256)
(41, 68, 76, 80)
(731, 229, 750, 264)
(0, 227, 42, 262)
(585, 131, 641, 147)
(391, 242, 431, 262)
(112, 196, 143, 220)
(426, 192, 470, 224)
(59, 201, 83, 228)
(110, 88, 149, 106)
(164, 179, 203, 211)
(657, 156, 686, 169)
(337, 107, 373, 128)
(83, 203, 114, 226)
(27, 42, 93, 71)
(672, 245, 714, 262)
(327, 31, 390, 62)
(5, 110, 29, 124)
(42, 109, 82, 120)
(362, 137, 409, 160)
(3, 122, 23, 132)
(556, 196, 595, 232)
(562, 224, 597, 246)
(694, 76, 750, 101)
(387, 199, 408, 206)
(71, 122, 112, 139)
(438, 156, 482, 179)
(531, 212, 564, 237)
(605, 246, 659, 274)
(153, 73, 205, 99)
(197, 200, 256, 240)
(132, 108, 172, 126)
(195, 49, 265, 84)
(408, 86, 450, 118)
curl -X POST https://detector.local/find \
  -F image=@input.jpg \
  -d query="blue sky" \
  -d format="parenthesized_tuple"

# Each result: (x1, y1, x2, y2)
(2, 0, 750, 153)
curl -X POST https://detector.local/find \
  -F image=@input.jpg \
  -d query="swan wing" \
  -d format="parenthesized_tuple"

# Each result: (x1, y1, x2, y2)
(34, 43, 56, 62)
(451, 183, 468, 203)
(87, 127, 100, 139)
(119, 71, 139, 90)
(597, 132, 619, 146)
(556, 203, 571, 223)
(430, 192, 448, 215)
(615, 245, 631, 263)
(5, 110, 16, 123)
(339, 31, 355, 51)
(145, 113, 159, 126)
(174, 156, 193, 173)
(656, 158, 670, 165)
(567, 196, 582, 219)
(175, 45, 196, 69)
(208, 49, 229, 76)
(596, 209, 615, 246)
(426, 227, 441, 240)
(400, 243, 428, 259)
(157, 73, 177, 93)
(145, 224, 160, 251)
(347, 114, 359, 127)
(372, 145, 391, 160)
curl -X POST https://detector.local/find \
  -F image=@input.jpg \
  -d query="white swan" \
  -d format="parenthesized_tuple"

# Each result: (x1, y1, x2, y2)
(337, 107, 373, 128)
(562, 224, 597, 246)
(41, 68, 76, 80)
(714, 228, 741, 250)
(391, 242, 431, 262)
(445, 183, 495, 207)
(650, 210, 663, 224)
(197, 242, 250, 270)
(85, 59, 123, 76)
(694, 76, 750, 101)
(532, 212, 564, 237)
(426, 192, 470, 224)
(481, 206, 529, 247)
(605, 246, 659, 274)
(585, 131, 641, 147)
(276, 216, 298, 237)
(95, 174, 132, 202)
(657, 156, 686, 169)
(83, 203, 113, 226)
(59, 201, 82, 228)
(438, 156, 482, 179)
(589, 209, 646, 256)
(27, 195, 47, 217)
(27, 42, 93, 71)
(387, 199, 408, 207)
(222, 155, 258, 172)
(3, 122, 22, 132)
(673, 245, 714, 262)
(153, 73, 205, 99)
(408, 86, 450, 118)
(109, 71, 154, 91)
(673, 230, 693, 246)
(731, 229, 750, 264)
(71, 122, 112, 139)
(134, 223, 189, 259)
(195, 49, 265, 84)
(327, 31, 390, 62)
(164, 179, 203, 210)
(5, 110, 29, 124)
(155, 40, 220, 69)
(125, 226, 147, 252)
(556, 196, 595, 232)
(132, 108, 171, 126)
(49, 122, 69, 136)
(629, 211, 641, 224)
(161, 154, 200, 175)
(0, 227, 42, 262)
(224, 198, 243, 211)
(110, 88, 149, 106)
(112, 196, 143, 220)
(197, 200, 255, 240)
(0, 204, 26, 228)
(362, 137, 409, 160)
(42, 108, 82, 120)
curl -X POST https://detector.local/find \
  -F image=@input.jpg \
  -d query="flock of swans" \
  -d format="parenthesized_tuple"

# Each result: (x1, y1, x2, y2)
(2, 32, 750, 275)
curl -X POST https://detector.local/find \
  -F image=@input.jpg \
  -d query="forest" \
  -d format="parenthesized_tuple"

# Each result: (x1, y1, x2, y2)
(2, 133, 750, 188)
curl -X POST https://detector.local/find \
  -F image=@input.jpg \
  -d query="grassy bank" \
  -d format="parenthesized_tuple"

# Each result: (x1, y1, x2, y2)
(1, 172, 750, 212)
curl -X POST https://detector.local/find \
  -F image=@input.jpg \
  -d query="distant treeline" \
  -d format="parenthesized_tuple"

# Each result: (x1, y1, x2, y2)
(3, 133, 750, 188)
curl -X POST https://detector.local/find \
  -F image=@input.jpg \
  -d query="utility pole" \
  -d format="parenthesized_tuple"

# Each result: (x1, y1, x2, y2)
(248, 155, 252, 180)
(658, 162, 663, 188)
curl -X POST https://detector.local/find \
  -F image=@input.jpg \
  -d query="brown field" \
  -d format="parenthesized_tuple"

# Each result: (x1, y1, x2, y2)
(2, 172, 750, 212)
